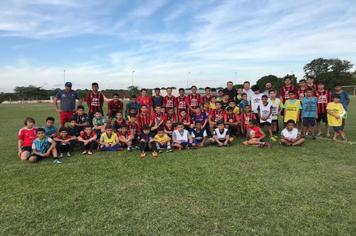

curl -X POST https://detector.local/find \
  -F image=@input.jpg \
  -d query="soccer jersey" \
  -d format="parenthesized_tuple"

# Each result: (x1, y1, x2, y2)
(176, 96, 189, 111)
(173, 130, 189, 142)
(151, 112, 167, 125)
(268, 98, 282, 120)
(113, 119, 126, 132)
(154, 134, 171, 143)
(137, 112, 151, 127)
(55, 90, 80, 112)
(117, 131, 131, 139)
(92, 117, 106, 126)
(73, 113, 89, 125)
(191, 113, 207, 124)
(238, 100, 249, 111)
(125, 102, 140, 117)
(128, 121, 140, 135)
(152, 96, 164, 108)
(224, 113, 240, 124)
(202, 95, 212, 104)
(138, 95, 152, 109)
(43, 126, 57, 137)
(209, 109, 226, 123)
(250, 93, 263, 113)
(18, 127, 37, 147)
(178, 113, 191, 125)
(191, 129, 207, 142)
(86, 91, 104, 113)
(248, 127, 263, 138)
(187, 94, 202, 109)
(32, 137, 52, 154)
(101, 132, 118, 145)
(327, 102, 345, 127)
(301, 97, 318, 118)
(279, 85, 296, 102)
(257, 102, 272, 123)
(241, 113, 256, 130)
(281, 128, 298, 139)
(283, 99, 302, 123)
(108, 100, 123, 116)
(214, 128, 230, 140)
(163, 95, 176, 109)
(80, 131, 96, 140)
(297, 88, 307, 99)
(138, 132, 153, 142)
(166, 114, 178, 123)
(315, 90, 331, 113)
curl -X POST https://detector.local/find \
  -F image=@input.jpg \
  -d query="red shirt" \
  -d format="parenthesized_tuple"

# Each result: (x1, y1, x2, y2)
(297, 88, 307, 99)
(18, 127, 37, 147)
(151, 112, 167, 125)
(54, 134, 74, 141)
(138, 95, 152, 109)
(108, 100, 123, 115)
(279, 85, 296, 102)
(188, 93, 202, 109)
(176, 96, 189, 111)
(166, 113, 178, 123)
(163, 95, 176, 109)
(86, 91, 105, 113)
(224, 113, 240, 124)
(117, 130, 131, 139)
(128, 121, 141, 135)
(80, 131, 96, 140)
(138, 112, 151, 127)
(202, 95, 212, 104)
(178, 114, 191, 124)
(209, 109, 226, 123)
(241, 113, 257, 130)
(316, 90, 331, 113)
(249, 126, 263, 138)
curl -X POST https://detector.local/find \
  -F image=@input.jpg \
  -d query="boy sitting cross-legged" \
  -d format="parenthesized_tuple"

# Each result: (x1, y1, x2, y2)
(53, 127, 77, 157)
(280, 120, 305, 146)
(172, 122, 193, 150)
(77, 126, 98, 155)
(191, 121, 209, 148)
(154, 127, 173, 153)
(210, 120, 234, 147)
(31, 128, 60, 164)
(242, 119, 271, 148)
(138, 125, 158, 159)
(117, 124, 134, 152)
(99, 126, 122, 151)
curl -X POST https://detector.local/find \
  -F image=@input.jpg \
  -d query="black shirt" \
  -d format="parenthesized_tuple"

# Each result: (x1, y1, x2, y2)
(223, 88, 237, 101)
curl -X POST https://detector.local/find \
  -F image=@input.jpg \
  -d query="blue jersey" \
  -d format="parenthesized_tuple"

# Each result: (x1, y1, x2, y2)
(32, 137, 52, 154)
(333, 91, 349, 111)
(43, 126, 57, 137)
(302, 97, 318, 118)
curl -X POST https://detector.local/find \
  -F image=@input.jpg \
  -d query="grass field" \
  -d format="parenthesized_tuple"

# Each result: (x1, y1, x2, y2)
(1, 99, 356, 235)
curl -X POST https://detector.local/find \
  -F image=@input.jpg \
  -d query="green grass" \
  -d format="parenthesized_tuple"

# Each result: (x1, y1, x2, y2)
(1, 99, 356, 235)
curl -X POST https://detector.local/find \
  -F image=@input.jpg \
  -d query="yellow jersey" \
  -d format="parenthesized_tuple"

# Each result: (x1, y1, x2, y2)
(327, 102, 345, 127)
(283, 99, 301, 122)
(154, 134, 171, 143)
(101, 132, 118, 145)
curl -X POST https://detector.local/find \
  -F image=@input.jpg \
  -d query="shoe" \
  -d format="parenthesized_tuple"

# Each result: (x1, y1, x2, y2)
(67, 152, 71, 157)
(53, 159, 63, 164)
(270, 137, 277, 142)
(127, 147, 132, 152)
(59, 153, 63, 158)
(152, 151, 158, 159)
(87, 151, 93, 155)
(158, 149, 163, 153)
(82, 151, 87, 155)
(140, 152, 146, 159)
(166, 147, 173, 153)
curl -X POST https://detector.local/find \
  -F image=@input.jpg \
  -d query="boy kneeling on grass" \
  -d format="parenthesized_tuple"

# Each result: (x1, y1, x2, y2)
(99, 126, 122, 151)
(31, 128, 60, 164)
(138, 125, 158, 159)
(210, 120, 233, 147)
(77, 126, 97, 155)
(154, 127, 173, 153)
(280, 120, 305, 146)
(53, 127, 77, 158)
(172, 122, 193, 150)
(242, 119, 271, 148)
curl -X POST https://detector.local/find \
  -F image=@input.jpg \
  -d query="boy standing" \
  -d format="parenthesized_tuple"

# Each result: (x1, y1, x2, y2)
(163, 87, 176, 112)
(280, 120, 305, 146)
(86, 82, 105, 122)
(268, 90, 282, 135)
(152, 88, 164, 110)
(257, 95, 273, 140)
(327, 94, 347, 142)
(138, 88, 152, 110)
(250, 85, 263, 118)
(301, 89, 318, 138)
(315, 82, 331, 136)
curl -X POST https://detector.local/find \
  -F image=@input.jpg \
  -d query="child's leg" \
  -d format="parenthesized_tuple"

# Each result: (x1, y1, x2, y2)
(280, 138, 291, 146)
(28, 155, 38, 163)
(292, 138, 305, 146)
(20, 151, 31, 161)
(51, 148, 58, 158)
(139, 141, 148, 152)
(340, 131, 347, 140)
(268, 126, 273, 138)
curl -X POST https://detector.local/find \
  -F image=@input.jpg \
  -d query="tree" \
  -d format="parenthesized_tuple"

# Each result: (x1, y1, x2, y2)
(304, 58, 354, 88)
(256, 75, 281, 91)
(127, 86, 139, 96)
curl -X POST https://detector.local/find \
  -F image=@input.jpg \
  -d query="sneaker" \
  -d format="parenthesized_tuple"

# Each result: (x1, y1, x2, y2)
(166, 147, 173, 153)
(152, 151, 158, 159)
(82, 151, 87, 155)
(53, 159, 63, 164)
(87, 151, 93, 155)
(67, 152, 71, 157)
(158, 149, 163, 153)
(127, 147, 132, 152)
(270, 137, 277, 142)
(59, 153, 63, 158)
(140, 152, 146, 159)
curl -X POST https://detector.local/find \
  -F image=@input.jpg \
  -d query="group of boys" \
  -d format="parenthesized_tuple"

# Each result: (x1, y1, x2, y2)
(17, 77, 350, 164)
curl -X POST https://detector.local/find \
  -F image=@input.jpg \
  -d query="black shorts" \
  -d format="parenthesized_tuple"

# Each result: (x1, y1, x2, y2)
(303, 117, 316, 126)
(332, 126, 343, 132)
(317, 113, 327, 123)
(260, 122, 271, 127)
(21, 146, 32, 152)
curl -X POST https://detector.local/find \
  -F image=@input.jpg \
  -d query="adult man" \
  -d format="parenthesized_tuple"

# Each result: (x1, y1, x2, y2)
(223, 81, 237, 102)
(242, 81, 254, 102)
(54, 82, 82, 127)
(86, 82, 105, 122)
(263, 82, 273, 96)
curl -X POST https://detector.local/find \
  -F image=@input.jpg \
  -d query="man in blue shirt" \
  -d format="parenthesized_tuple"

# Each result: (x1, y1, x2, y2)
(333, 83, 350, 128)
(301, 89, 318, 138)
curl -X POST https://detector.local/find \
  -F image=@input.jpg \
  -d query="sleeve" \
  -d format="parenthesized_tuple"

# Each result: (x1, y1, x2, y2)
(191, 132, 195, 138)
(18, 129, 24, 140)
(75, 91, 80, 100)
(32, 142, 36, 150)
(55, 90, 62, 99)
(226, 129, 230, 136)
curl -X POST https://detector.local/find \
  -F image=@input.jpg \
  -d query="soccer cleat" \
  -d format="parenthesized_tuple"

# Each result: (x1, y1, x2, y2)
(53, 159, 63, 164)
(82, 151, 87, 155)
(127, 147, 132, 152)
(158, 149, 163, 153)
(152, 151, 158, 159)
(67, 152, 71, 157)
(87, 151, 93, 155)
(166, 147, 173, 153)
(140, 152, 146, 159)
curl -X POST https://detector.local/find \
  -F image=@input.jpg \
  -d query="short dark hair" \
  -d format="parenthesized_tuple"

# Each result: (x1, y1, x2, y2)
(243, 81, 250, 85)
(157, 126, 164, 132)
(59, 127, 68, 133)
(241, 93, 247, 96)
(216, 120, 224, 126)
(112, 93, 119, 97)
(334, 83, 342, 87)
(249, 119, 258, 125)
(226, 106, 234, 111)
(92, 82, 99, 86)
(262, 95, 268, 99)
(77, 105, 85, 110)
(299, 79, 306, 83)
(205, 87, 211, 90)
(179, 88, 185, 92)
(286, 119, 296, 125)
(84, 125, 92, 129)
(268, 90, 276, 93)
(36, 128, 45, 133)
(141, 88, 147, 92)
(332, 94, 340, 99)
(251, 85, 260, 91)
(46, 116, 55, 122)
(288, 90, 296, 94)
(106, 125, 113, 130)
(195, 120, 202, 125)
(131, 95, 137, 99)
(191, 85, 197, 89)
(142, 125, 150, 130)
(154, 88, 160, 91)
(24, 117, 35, 125)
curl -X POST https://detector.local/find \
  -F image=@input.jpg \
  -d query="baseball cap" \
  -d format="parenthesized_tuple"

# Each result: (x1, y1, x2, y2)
(65, 82, 72, 87)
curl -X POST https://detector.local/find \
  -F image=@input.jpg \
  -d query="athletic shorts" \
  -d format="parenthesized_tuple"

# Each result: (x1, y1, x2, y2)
(260, 122, 271, 127)
(60, 111, 74, 125)
(317, 112, 327, 123)
(303, 117, 316, 126)
(332, 126, 343, 132)
(21, 146, 32, 152)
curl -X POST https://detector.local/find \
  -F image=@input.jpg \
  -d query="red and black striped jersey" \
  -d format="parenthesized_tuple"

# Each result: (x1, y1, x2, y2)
(137, 112, 151, 127)
(128, 121, 140, 135)
(241, 113, 257, 129)
(187, 93, 202, 108)
(224, 113, 240, 123)
(279, 85, 296, 102)
(297, 88, 307, 99)
(315, 90, 331, 113)
(176, 96, 189, 111)
(163, 95, 176, 109)
(178, 114, 191, 124)
(209, 109, 226, 122)
(202, 95, 212, 104)
(166, 113, 178, 123)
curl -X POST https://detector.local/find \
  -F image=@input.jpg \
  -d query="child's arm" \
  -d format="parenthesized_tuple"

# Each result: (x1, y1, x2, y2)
(17, 140, 23, 155)
(224, 135, 230, 145)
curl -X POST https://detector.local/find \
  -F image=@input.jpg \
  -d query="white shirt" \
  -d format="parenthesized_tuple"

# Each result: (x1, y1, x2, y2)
(214, 128, 230, 140)
(250, 93, 263, 113)
(243, 89, 254, 102)
(268, 98, 281, 120)
(173, 130, 189, 142)
(258, 102, 272, 123)
(281, 128, 298, 139)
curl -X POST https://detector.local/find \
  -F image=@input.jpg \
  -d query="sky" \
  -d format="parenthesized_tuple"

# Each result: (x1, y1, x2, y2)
(0, 0, 355, 92)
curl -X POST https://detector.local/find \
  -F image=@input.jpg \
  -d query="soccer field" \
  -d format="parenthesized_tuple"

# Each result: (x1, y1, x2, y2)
(1, 99, 356, 235)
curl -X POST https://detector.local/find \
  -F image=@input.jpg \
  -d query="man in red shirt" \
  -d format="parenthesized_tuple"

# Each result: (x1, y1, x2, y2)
(107, 93, 123, 119)
(315, 82, 331, 136)
(86, 82, 105, 122)
(176, 88, 189, 113)
(138, 88, 152, 110)
(279, 75, 296, 102)
(18, 117, 38, 162)
(163, 87, 176, 112)
(188, 85, 202, 114)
